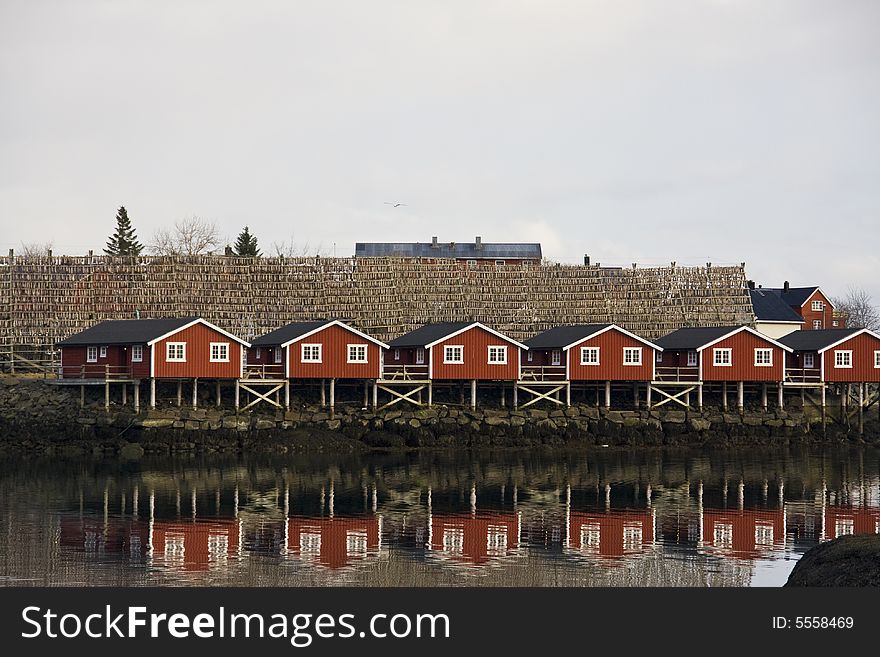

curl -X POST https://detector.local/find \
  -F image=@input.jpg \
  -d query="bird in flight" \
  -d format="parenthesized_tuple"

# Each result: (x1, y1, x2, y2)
(384, 202, 407, 207)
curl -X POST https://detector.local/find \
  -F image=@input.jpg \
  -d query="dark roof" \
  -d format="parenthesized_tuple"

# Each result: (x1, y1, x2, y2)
(388, 322, 475, 348)
(749, 289, 805, 323)
(654, 326, 744, 350)
(355, 241, 542, 260)
(760, 286, 821, 308)
(525, 324, 611, 349)
(251, 321, 332, 346)
(778, 328, 860, 352)
(57, 318, 197, 346)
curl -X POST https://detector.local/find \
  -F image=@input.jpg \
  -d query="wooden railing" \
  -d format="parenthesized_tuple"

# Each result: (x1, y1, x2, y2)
(58, 364, 132, 380)
(785, 368, 822, 383)
(242, 364, 286, 379)
(519, 365, 567, 382)
(654, 366, 700, 382)
(381, 364, 429, 381)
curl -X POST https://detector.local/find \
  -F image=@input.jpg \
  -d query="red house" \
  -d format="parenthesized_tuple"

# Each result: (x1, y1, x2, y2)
(758, 283, 840, 330)
(285, 516, 382, 569)
(780, 328, 880, 384)
(150, 519, 241, 572)
(566, 510, 655, 559)
(428, 513, 521, 565)
(701, 508, 786, 559)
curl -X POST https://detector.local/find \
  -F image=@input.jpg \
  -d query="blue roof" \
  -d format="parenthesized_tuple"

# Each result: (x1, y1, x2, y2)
(749, 289, 805, 323)
(355, 240, 542, 260)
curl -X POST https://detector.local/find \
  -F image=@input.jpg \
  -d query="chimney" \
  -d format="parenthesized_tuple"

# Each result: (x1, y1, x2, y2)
(747, 280, 755, 290)
(431, 236, 438, 249)
(475, 236, 483, 251)
(784, 280, 790, 292)
(584, 254, 590, 266)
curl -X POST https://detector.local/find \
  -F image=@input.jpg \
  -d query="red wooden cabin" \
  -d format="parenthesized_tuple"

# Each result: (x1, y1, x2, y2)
(150, 519, 241, 571)
(701, 508, 785, 559)
(655, 325, 791, 383)
(248, 319, 388, 380)
(285, 516, 382, 569)
(523, 324, 660, 382)
(779, 328, 880, 384)
(385, 322, 525, 381)
(759, 283, 839, 330)
(567, 510, 655, 559)
(57, 317, 248, 380)
(428, 513, 521, 565)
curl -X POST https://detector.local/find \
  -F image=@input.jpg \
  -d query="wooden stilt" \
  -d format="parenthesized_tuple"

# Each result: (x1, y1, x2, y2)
(646, 385, 652, 407)
(80, 384, 85, 408)
(685, 390, 690, 407)
(820, 384, 826, 431)
(697, 384, 703, 409)
(177, 380, 182, 407)
(364, 381, 369, 408)
(859, 383, 864, 435)
(737, 381, 743, 411)
(777, 382, 784, 410)
(330, 378, 335, 410)
(216, 380, 221, 407)
(513, 383, 518, 409)
(427, 382, 433, 407)
(150, 379, 156, 409)
(471, 379, 477, 410)
(122, 384, 127, 406)
(565, 382, 570, 407)
(761, 383, 767, 410)
(501, 383, 506, 408)
(234, 379, 240, 411)
(134, 383, 139, 412)
(105, 381, 110, 410)
(633, 382, 639, 409)
(321, 380, 326, 407)
(372, 381, 378, 409)
(722, 381, 728, 410)
(605, 381, 611, 408)
(285, 381, 290, 410)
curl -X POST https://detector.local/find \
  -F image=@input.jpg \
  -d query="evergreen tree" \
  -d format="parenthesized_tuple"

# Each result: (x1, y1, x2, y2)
(233, 226, 260, 257)
(104, 206, 144, 256)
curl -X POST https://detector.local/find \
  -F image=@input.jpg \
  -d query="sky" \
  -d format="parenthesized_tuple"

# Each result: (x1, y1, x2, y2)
(1, 0, 878, 301)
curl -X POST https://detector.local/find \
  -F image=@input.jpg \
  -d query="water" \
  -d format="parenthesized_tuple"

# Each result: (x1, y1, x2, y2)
(1, 445, 878, 587)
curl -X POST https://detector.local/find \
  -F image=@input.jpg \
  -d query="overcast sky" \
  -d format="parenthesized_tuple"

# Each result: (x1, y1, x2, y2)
(1, 0, 878, 300)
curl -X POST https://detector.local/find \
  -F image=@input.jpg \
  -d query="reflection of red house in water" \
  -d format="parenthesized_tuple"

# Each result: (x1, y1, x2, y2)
(151, 519, 241, 571)
(60, 516, 150, 557)
(567, 510, 655, 558)
(702, 509, 785, 558)
(429, 513, 521, 564)
(286, 516, 382, 569)
(823, 507, 880, 541)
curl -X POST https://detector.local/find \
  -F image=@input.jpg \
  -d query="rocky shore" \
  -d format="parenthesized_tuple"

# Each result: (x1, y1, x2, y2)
(0, 376, 877, 454)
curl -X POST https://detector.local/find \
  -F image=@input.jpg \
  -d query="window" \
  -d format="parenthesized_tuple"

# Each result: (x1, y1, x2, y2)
(274, 347, 283, 364)
(551, 350, 561, 366)
(832, 320, 839, 327)
(755, 524, 774, 546)
(623, 524, 643, 551)
(210, 342, 229, 362)
(811, 300, 825, 312)
(655, 351, 663, 363)
(348, 344, 368, 363)
(812, 320, 823, 330)
(466, 259, 477, 267)
(99, 346, 107, 359)
(526, 351, 533, 362)
(623, 347, 642, 365)
(804, 353, 815, 369)
(834, 350, 852, 368)
(255, 347, 261, 360)
(875, 351, 880, 368)
(166, 342, 186, 362)
(301, 344, 322, 363)
(494, 259, 506, 266)
(444, 345, 464, 364)
(713, 523, 733, 549)
(415, 347, 425, 364)
(713, 348, 732, 366)
(393, 348, 400, 361)
(754, 348, 773, 367)
(687, 351, 698, 367)
(131, 345, 143, 362)
(581, 347, 600, 365)
(87, 346, 98, 363)
(488, 345, 507, 364)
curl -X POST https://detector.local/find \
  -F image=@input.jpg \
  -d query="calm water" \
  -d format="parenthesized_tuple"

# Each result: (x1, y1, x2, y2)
(1, 445, 878, 587)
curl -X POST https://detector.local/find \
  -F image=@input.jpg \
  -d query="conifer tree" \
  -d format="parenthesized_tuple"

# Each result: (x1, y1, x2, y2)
(233, 225, 260, 257)
(104, 206, 144, 256)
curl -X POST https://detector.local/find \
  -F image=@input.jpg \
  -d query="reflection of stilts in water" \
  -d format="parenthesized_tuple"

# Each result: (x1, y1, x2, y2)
(565, 484, 571, 549)
(738, 480, 744, 511)
(605, 483, 611, 511)
(132, 486, 138, 520)
(470, 483, 476, 516)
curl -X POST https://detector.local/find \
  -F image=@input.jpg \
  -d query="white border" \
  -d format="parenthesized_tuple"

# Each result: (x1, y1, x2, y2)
(147, 318, 250, 347)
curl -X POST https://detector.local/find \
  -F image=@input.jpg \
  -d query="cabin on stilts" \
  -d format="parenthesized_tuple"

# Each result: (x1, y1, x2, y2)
(56, 317, 249, 410)
(247, 319, 389, 412)
(522, 324, 661, 408)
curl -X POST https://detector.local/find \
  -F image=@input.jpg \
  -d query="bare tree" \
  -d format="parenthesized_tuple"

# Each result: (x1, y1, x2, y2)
(832, 287, 880, 330)
(19, 241, 54, 256)
(149, 216, 221, 256)
(270, 236, 332, 257)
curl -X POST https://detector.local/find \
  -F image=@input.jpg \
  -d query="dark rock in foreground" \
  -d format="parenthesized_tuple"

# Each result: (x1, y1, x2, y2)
(785, 535, 880, 587)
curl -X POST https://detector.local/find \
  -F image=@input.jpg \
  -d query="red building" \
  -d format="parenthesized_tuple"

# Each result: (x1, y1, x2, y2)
(249, 319, 388, 380)
(428, 513, 521, 565)
(757, 283, 839, 330)
(701, 508, 786, 559)
(285, 516, 382, 569)
(566, 510, 655, 559)
(150, 519, 241, 572)
(780, 328, 880, 383)
(524, 324, 659, 382)
(385, 321, 525, 381)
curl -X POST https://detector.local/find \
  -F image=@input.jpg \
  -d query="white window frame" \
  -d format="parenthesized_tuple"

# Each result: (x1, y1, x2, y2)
(834, 350, 852, 369)
(687, 351, 698, 367)
(255, 347, 262, 360)
(99, 346, 107, 359)
(487, 345, 508, 365)
(393, 348, 400, 361)
(131, 345, 143, 362)
(713, 348, 732, 367)
(466, 259, 477, 267)
(655, 351, 663, 363)
(580, 347, 600, 366)
(811, 300, 824, 312)
(494, 259, 506, 266)
(803, 353, 815, 369)
(347, 344, 368, 363)
(166, 342, 186, 362)
(623, 347, 642, 366)
(274, 347, 283, 364)
(551, 349, 562, 366)
(210, 342, 230, 363)
(86, 346, 98, 363)
(301, 344, 322, 363)
(526, 351, 533, 362)
(754, 348, 773, 367)
(415, 347, 425, 364)
(812, 320, 823, 330)
(875, 351, 880, 369)
(444, 345, 464, 364)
